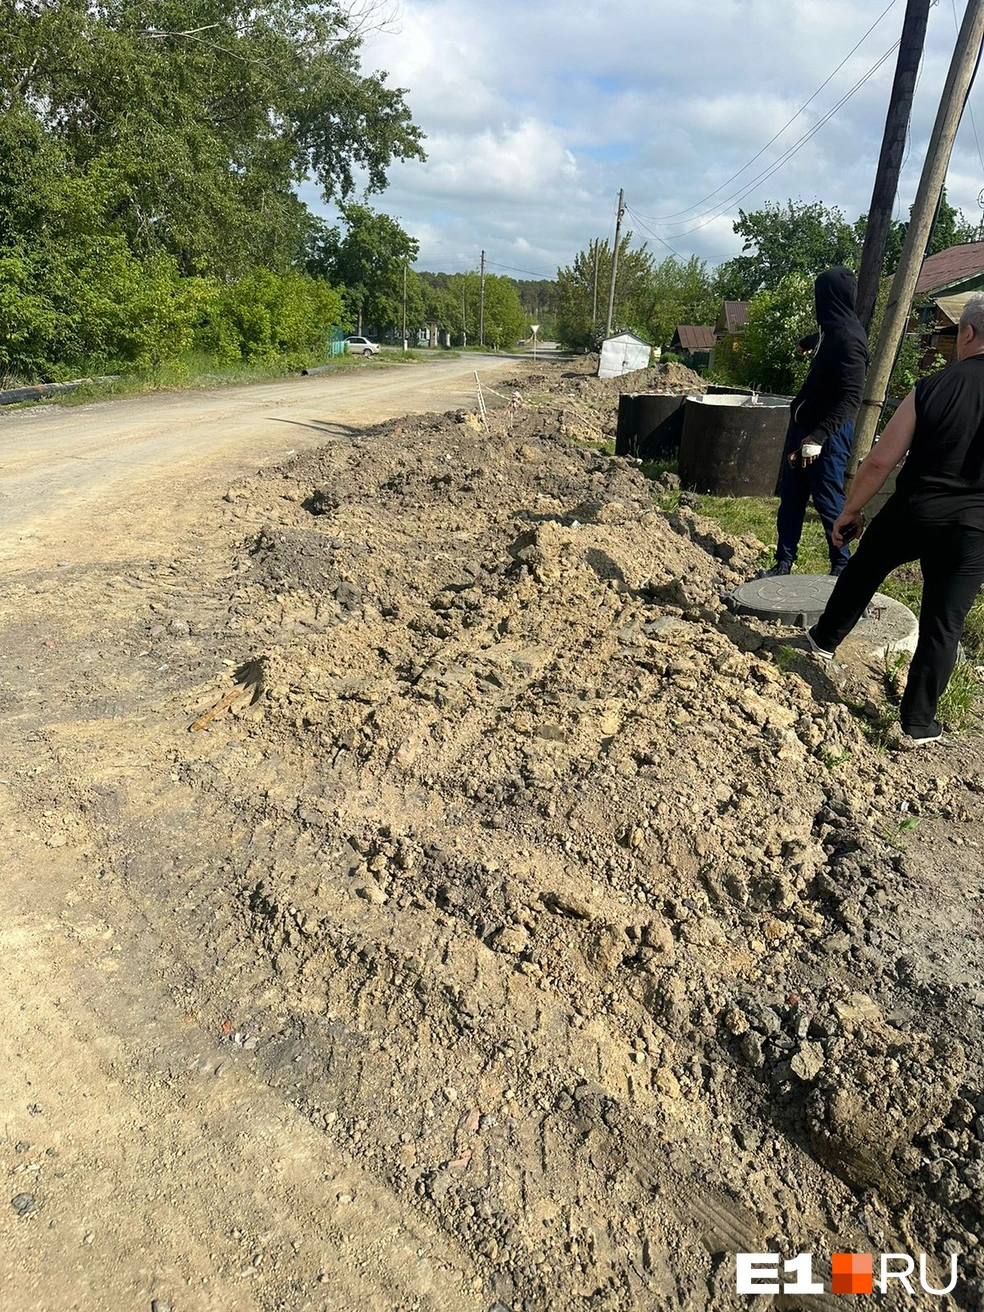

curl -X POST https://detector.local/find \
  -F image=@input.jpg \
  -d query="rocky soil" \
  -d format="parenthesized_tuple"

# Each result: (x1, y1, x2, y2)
(3, 357, 983, 1310)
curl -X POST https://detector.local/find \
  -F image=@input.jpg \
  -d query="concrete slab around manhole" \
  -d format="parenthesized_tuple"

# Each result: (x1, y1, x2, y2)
(729, 574, 918, 659)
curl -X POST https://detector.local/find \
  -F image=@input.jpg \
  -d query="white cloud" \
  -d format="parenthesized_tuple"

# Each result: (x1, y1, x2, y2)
(322, 0, 984, 276)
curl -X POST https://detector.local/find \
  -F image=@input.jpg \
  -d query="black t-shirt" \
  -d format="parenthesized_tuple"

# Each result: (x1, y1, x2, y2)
(893, 355, 984, 529)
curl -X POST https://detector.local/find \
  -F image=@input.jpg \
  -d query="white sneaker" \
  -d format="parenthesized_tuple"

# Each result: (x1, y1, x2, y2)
(903, 725, 944, 745)
(806, 627, 835, 660)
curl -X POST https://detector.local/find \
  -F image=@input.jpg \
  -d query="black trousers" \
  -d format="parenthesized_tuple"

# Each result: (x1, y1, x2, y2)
(813, 501, 984, 734)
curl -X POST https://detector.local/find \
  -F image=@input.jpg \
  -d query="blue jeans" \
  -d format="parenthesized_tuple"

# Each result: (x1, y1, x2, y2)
(776, 418, 853, 572)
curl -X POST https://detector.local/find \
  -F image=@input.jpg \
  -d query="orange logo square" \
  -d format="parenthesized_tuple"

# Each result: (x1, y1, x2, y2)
(832, 1253, 873, 1295)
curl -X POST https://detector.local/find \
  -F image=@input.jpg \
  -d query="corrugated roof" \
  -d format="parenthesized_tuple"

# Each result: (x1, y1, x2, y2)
(674, 325, 716, 352)
(721, 301, 750, 333)
(915, 242, 984, 294)
(935, 292, 976, 325)
(602, 331, 649, 345)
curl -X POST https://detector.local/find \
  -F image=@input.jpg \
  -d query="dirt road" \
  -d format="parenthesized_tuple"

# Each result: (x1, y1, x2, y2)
(0, 353, 519, 565)
(0, 355, 522, 1312)
(2, 355, 982, 1311)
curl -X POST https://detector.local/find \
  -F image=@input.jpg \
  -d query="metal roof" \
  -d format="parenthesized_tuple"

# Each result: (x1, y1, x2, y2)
(934, 292, 976, 325)
(915, 242, 984, 295)
(673, 325, 716, 352)
(719, 301, 750, 333)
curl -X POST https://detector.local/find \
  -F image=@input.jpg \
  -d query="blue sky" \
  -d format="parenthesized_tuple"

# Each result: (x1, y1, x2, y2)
(308, 0, 984, 278)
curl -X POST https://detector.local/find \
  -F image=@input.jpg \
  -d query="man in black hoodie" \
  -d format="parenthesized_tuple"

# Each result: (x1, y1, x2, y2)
(759, 267, 869, 577)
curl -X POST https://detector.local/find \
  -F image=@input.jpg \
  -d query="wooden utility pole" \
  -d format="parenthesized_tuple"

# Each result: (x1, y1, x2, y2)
(402, 261, 408, 352)
(461, 280, 467, 347)
(855, 0, 932, 332)
(849, 0, 984, 476)
(479, 250, 486, 347)
(605, 190, 625, 339)
(591, 240, 600, 326)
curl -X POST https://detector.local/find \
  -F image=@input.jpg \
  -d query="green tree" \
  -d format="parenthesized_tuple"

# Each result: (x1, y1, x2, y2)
(555, 236, 657, 348)
(740, 274, 815, 394)
(1, 0, 425, 279)
(638, 255, 717, 346)
(715, 273, 815, 394)
(713, 200, 861, 300)
(871, 188, 978, 278)
(308, 203, 419, 336)
(479, 274, 527, 349)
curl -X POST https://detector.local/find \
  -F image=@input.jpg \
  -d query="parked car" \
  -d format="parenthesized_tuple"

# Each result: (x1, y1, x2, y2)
(346, 335, 380, 357)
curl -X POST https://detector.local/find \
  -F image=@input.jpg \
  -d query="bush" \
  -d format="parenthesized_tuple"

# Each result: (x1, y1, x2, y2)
(0, 246, 344, 380)
(194, 270, 344, 364)
(0, 237, 200, 378)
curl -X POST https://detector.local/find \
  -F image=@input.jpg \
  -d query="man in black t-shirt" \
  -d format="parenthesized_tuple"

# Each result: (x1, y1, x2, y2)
(807, 294, 984, 743)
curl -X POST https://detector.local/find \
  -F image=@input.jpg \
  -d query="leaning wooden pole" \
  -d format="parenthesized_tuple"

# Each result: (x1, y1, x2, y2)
(855, 0, 932, 333)
(848, 0, 984, 479)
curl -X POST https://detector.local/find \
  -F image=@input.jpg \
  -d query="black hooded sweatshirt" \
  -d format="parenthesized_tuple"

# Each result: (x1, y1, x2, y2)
(790, 267, 868, 444)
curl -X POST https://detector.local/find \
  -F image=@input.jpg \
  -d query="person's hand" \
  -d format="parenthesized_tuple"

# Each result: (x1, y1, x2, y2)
(798, 440, 823, 467)
(832, 509, 864, 548)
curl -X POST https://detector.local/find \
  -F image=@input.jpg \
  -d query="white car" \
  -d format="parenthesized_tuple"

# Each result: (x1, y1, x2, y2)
(346, 335, 380, 357)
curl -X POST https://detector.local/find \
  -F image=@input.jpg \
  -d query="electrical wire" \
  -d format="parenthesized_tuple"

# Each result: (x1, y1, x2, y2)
(659, 38, 902, 240)
(631, 0, 901, 223)
(950, 0, 984, 176)
(622, 206, 684, 258)
(485, 259, 556, 278)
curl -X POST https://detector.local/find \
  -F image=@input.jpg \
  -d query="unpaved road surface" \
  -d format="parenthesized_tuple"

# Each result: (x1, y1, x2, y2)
(0, 354, 519, 565)
(2, 356, 983, 1311)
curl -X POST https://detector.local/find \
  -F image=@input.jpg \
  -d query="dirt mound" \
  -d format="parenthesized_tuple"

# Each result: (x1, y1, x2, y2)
(169, 389, 984, 1307)
(496, 360, 706, 447)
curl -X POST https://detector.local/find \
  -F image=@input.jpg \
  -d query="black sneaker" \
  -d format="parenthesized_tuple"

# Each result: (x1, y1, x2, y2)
(902, 723, 944, 745)
(756, 562, 792, 578)
(806, 627, 835, 660)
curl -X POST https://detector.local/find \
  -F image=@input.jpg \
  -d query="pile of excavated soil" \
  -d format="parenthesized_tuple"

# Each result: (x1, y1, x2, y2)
(15, 363, 980, 1309)
(557, 354, 705, 397)
(498, 359, 706, 446)
(155, 394, 984, 1308)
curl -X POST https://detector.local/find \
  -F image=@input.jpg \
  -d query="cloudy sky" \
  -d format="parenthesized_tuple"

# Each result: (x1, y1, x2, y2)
(309, 0, 984, 278)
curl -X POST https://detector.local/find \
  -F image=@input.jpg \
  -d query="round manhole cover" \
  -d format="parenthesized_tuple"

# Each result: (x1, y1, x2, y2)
(729, 574, 918, 657)
(731, 574, 839, 624)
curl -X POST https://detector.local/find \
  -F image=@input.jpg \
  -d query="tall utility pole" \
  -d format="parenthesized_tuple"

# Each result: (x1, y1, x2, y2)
(402, 261, 408, 352)
(461, 280, 467, 348)
(855, 0, 932, 332)
(849, 0, 984, 476)
(479, 250, 486, 347)
(605, 189, 625, 340)
(591, 240, 600, 326)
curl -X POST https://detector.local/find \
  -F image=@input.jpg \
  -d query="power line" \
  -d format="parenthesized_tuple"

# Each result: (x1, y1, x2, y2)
(950, 0, 984, 175)
(622, 205, 684, 258)
(484, 258, 556, 279)
(662, 38, 902, 240)
(631, 0, 901, 224)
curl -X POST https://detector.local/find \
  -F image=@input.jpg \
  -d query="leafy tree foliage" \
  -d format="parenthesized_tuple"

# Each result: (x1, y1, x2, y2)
(715, 273, 816, 394)
(477, 273, 528, 349)
(866, 188, 978, 278)
(416, 272, 551, 345)
(714, 193, 978, 305)
(640, 255, 719, 346)
(308, 203, 420, 335)
(3, 0, 424, 278)
(713, 201, 861, 300)
(0, 0, 420, 376)
(556, 239, 716, 349)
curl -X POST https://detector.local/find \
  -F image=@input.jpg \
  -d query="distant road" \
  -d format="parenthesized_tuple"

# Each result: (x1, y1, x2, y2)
(0, 353, 523, 567)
